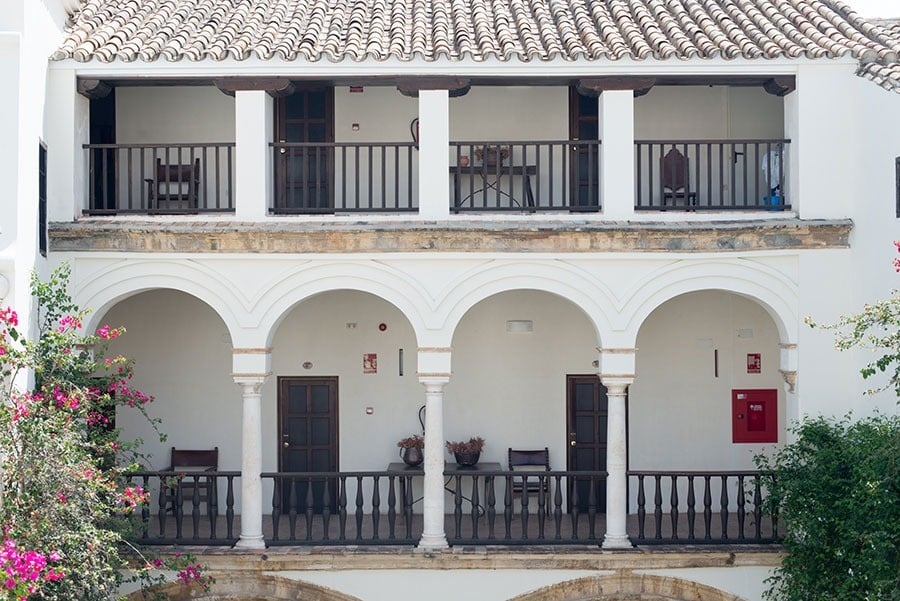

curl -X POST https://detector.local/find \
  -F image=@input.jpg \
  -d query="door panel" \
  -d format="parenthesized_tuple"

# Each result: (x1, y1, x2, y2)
(567, 374, 610, 512)
(568, 88, 600, 209)
(276, 88, 334, 210)
(278, 377, 338, 513)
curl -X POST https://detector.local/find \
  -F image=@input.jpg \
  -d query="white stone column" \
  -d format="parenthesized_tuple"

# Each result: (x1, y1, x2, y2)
(418, 375, 450, 549)
(601, 375, 633, 549)
(779, 342, 799, 444)
(417, 90, 450, 220)
(599, 90, 635, 219)
(233, 373, 267, 549)
(234, 90, 273, 220)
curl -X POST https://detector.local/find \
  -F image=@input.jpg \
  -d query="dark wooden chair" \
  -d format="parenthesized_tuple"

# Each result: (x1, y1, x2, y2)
(145, 157, 200, 211)
(508, 447, 551, 514)
(660, 148, 697, 208)
(161, 446, 218, 514)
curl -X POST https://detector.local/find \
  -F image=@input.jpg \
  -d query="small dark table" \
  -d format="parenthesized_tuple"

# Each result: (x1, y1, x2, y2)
(386, 462, 502, 513)
(450, 166, 536, 208)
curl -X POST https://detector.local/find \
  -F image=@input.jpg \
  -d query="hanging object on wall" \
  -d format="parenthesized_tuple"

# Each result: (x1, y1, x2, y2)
(747, 353, 761, 374)
(363, 353, 377, 374)
(410, 118, 419, 149)
(378, 323, 387, 331)
(399, 348, 404, 376)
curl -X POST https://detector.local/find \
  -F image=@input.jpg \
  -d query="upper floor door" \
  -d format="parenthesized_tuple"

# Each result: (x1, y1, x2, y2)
(275, 87, 334, 212)
(568, 88, 600, 210)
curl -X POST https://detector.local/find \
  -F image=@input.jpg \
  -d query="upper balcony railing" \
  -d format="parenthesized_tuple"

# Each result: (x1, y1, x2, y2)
(270, 142, 418, 214)
(635, 140, 790, 211)
(84, 143, 235, 214)
(80, 139, 793, 217)
(449, 140, 601, 212)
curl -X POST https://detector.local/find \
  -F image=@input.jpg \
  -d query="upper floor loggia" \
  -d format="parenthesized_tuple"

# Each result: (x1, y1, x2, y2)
(58, 74, 798, 223)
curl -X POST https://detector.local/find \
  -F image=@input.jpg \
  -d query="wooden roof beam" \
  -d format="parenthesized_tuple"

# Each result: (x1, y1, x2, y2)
(214, 77, 295, 98)
(396, 77, 471, 98)
(576, 77, 656, 97)
(77, 79, 112, 99)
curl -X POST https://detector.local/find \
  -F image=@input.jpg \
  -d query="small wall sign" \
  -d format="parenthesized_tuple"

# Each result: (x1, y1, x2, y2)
(363, 353, 377, 374)
(747, 353, 761, 374)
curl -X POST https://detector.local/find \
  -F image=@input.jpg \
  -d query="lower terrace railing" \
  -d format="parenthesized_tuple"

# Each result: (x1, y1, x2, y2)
(450, 141, 601, 212)
(121, 469, 779, 547)
(635, 140, 790, 211)
(628, 470, 780, 545)
(123, 471, 241, 546)
(271, 142, 417, 213)
(84, 143, 235, 214)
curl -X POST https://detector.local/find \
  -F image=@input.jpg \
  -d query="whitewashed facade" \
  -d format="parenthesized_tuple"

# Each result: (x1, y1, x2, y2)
(2, 0, 900, 599)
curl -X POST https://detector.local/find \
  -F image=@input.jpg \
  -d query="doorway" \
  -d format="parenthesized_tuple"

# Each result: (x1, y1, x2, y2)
(566, 374, 612, 512)
(277, 376, 338, 512)
(274, 87, 334, 211)
(568, 88, 600, 210)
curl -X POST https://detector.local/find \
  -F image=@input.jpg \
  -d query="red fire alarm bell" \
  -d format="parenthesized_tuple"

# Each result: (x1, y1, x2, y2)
(732, 389, 777, 443)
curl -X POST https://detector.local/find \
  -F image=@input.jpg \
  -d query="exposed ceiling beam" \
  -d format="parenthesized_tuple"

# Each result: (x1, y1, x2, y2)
(214, 77, 295, 98)
(76, 79, 112, 99)
(396, 77, 471, 98)
(763, 76, 796, 97)
(576, 77, 657, 97)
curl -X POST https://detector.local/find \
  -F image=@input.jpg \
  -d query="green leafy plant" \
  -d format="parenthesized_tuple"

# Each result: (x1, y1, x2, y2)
(804, 241, 900, 398)
(755, 414, 899, 601)
(0, 264, 211, 600)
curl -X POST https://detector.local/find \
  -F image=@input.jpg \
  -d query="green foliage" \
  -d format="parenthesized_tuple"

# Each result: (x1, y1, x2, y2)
(756, 414, 900, 601)
(805, 242, 900, 398)
(0, 264, 210, 600)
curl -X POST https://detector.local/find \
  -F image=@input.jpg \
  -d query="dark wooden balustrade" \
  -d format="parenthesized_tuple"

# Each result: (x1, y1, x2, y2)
(121, 469, 780, 548)
(635, 140, 790, 211)
(450, 140, 602, 212)
(84, 143, 235, 214)
(628, 471, 780, 544)
(271, 142, 417, 213)
(123, 471, 240, 546)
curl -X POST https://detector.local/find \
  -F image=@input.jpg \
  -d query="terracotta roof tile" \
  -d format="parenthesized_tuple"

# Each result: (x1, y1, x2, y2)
(52, 0, 900, 91)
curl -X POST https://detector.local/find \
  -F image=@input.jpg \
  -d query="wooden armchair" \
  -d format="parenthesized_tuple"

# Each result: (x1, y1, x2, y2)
(145, 157, 200, 211)
(161, 446, 218, 514)
(508, 447, 551, 514)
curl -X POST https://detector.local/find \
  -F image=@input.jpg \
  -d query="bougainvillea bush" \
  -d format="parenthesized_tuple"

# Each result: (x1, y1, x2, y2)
(0, 265, 209, 600)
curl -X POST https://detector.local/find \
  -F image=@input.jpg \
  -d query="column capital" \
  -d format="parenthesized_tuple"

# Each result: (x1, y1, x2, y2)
(600, 375, 634, 393)
(232, 373, 269, 392)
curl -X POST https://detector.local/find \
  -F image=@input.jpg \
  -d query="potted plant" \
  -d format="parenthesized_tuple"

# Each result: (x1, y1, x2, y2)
(397, 434, 425, 466)
(445, 436, 485, 467)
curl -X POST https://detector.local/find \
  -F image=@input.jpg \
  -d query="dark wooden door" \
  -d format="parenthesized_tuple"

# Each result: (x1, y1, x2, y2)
(89, 91, 117, 210)
(275, 87, 334, 210)
(277, 376, 338, 513)
(568, 88, 600, 209)
(566, 374, 609, 512)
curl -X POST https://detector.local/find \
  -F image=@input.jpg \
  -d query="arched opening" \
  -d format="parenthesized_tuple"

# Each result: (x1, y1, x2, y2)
(630, 290, 785, 470)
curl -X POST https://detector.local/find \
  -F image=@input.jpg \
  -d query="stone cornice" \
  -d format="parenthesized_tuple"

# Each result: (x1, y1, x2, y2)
(49, 219, 851, 254)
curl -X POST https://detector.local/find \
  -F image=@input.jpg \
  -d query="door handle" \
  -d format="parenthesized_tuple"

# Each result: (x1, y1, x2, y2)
(279, 139, 286, 155)
(282, 441, 290, 448)
(570, 440, 576, 447)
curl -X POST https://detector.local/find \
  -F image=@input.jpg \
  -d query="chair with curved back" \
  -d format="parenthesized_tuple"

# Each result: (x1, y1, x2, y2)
(660, 147, 697, 209)
(507, 447, 551, 514)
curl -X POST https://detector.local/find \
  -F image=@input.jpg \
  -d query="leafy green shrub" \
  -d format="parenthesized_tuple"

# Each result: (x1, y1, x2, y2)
(0, 265, 210, 600)
(756, 414, 900, 601)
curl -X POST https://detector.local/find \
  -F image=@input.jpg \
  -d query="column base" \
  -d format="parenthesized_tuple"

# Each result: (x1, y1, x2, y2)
(416, 533, 449, 550)
(601, 534, 633, 549)
(234, 535, 266, 550)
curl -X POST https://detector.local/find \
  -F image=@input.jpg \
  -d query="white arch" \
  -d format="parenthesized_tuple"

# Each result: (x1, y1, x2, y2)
(252, 261, 434, 347)
(622, 259, 797, 346)
(72, 260, 245, 339)
(435, 260, 617, 346)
